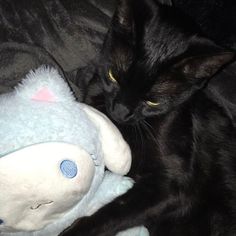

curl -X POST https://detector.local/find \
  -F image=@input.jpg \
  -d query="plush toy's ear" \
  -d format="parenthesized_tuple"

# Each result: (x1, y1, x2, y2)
(81, 104, 131, 175)
(15, 66, 75, 103)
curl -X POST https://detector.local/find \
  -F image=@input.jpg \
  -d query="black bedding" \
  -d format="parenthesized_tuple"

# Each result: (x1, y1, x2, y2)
(0, 0, 116, 96)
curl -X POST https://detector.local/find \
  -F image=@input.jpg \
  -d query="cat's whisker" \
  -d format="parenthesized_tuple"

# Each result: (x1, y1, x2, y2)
(143, 120, 153, 130)
(133, 124, 140, 145)
(140, 120, 159, 151)
(136, 123, 145, 153)
(133, 123, 147, 169)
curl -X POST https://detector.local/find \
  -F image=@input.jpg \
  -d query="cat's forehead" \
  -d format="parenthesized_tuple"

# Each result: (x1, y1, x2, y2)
(143, 26, 189, 66)
(109, 0, 199, 71)
(111, 44, 134, 73)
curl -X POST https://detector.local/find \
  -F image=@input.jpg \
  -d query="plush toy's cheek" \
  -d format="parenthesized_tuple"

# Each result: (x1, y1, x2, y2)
(60, 160, 78, 178)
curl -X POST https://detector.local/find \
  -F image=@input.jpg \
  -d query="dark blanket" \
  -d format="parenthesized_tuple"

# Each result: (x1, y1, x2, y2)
(0, 0, 116, 96)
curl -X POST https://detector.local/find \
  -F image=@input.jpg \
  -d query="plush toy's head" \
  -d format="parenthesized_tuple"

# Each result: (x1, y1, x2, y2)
(0, 67, 131, 234)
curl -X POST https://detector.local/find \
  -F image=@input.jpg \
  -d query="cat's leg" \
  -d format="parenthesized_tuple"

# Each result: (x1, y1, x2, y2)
(59, 177, 154, 236)
(59, 174, 189, 236)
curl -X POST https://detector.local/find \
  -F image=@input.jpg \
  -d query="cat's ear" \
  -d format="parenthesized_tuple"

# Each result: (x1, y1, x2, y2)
(175, 49, 235, 80)
(115, 0, 133, 33)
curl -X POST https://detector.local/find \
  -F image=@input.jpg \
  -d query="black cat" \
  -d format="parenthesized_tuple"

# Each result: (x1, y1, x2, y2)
(62, 0, 236, 235)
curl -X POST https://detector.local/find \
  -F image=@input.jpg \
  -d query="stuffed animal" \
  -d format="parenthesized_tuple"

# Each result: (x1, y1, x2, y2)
(0, 67, 149, 236)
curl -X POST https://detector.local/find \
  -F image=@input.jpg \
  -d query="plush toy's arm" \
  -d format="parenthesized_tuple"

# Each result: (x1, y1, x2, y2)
(85, 171, 134, 216)
(81, 104, 131, 175)
(116, 226, 149, 236)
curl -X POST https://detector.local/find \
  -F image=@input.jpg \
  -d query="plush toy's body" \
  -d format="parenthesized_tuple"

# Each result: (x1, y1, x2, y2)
(0, 67, 148, 236)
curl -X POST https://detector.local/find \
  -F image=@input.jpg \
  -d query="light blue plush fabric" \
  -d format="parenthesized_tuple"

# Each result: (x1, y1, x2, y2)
(0, 67, 149, 236)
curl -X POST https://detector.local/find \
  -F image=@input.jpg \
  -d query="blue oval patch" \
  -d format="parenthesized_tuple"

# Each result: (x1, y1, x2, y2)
(60, 160, 78, 178)
(0, 219, 4, 224)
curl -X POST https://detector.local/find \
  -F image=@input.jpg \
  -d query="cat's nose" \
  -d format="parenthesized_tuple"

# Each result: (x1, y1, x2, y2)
(110, 103, 133, 123)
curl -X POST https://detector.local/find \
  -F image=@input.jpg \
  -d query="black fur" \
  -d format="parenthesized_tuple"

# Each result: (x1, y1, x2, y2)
(61, 0, 236, 236)
(172, 0, 236, 50)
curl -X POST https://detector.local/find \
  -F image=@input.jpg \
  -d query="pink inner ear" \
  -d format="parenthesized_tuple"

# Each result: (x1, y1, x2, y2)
(31, 87, 56, 102)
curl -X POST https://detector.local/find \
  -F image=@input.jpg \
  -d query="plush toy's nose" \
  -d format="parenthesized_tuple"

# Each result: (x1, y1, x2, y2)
(0, 219, 4, 224)
(60, 160, 78, 178)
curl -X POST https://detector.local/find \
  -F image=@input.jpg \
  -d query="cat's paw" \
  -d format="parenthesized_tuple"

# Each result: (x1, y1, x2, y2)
(59, 216, 110, 236)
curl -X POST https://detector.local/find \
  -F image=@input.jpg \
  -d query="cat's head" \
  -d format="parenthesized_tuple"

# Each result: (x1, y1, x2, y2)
(92, 0, 234, 124)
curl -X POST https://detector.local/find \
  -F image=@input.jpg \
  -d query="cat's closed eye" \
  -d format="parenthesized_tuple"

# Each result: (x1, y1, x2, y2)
(145, 100, 160, 107)
(108, 69, 118, 83)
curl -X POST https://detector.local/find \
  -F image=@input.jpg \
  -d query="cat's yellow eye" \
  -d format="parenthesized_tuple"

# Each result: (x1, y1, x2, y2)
(146, 100, 160, 107)
(108, 69, 118, 83)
